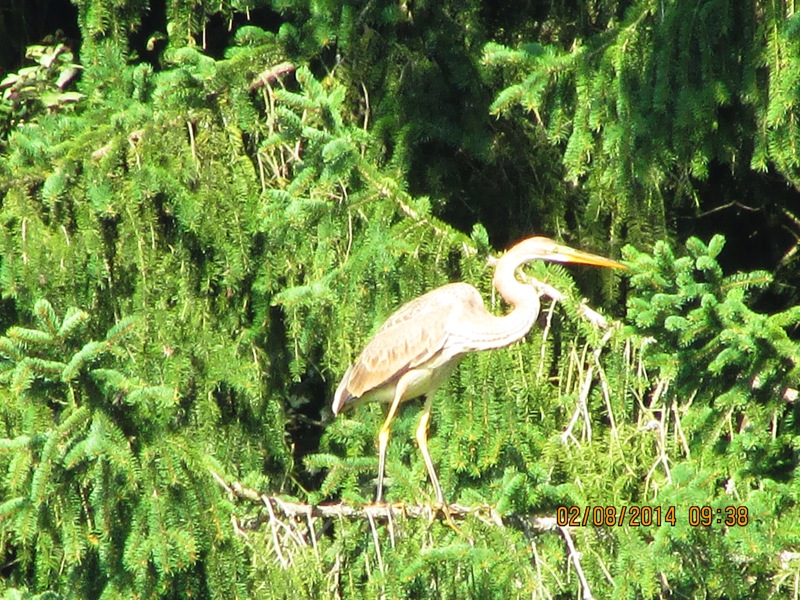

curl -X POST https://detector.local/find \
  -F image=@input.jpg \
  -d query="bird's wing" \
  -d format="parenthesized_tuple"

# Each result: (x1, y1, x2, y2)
(344, 283, 484, 398)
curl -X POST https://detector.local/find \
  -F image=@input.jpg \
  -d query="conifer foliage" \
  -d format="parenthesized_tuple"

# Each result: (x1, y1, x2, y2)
(0, 301, 245, 597)
(485, 1, 800, 252)
(0, 0, 798, 598)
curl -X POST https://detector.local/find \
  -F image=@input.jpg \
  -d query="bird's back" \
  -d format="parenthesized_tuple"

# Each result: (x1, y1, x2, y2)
(334, 282, 485, 410)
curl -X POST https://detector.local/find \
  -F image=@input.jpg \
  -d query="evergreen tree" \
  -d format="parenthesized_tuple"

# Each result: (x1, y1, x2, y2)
(0, 1, 798, 598)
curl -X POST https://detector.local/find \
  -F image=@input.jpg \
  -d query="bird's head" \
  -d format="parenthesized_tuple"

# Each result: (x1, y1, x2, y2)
(505, 237, 626, 270)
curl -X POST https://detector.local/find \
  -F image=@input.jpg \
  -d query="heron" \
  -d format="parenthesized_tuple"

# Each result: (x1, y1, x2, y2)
(332, 236, 624, 509)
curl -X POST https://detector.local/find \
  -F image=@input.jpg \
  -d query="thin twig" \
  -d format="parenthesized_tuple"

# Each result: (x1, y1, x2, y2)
(366, 508, 385, 575)
(559, 526, 594, 600)
(263, 496, 288, 567)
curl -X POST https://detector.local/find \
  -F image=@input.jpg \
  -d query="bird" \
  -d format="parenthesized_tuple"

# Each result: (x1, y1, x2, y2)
(332, 236, 625, 510)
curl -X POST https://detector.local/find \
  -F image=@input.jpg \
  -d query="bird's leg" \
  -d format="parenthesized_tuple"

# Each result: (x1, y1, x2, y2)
(415, 393, 444, 505)
(376, 376, 410, 503)
(415, 393, 461, 533)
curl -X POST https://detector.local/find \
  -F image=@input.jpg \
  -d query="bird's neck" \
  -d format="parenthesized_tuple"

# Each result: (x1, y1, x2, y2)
(493, 252, 540, 309)
(450, 253, 541, 352)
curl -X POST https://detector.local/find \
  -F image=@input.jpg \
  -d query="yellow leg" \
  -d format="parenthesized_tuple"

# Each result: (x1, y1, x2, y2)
(415, 394, 444, 505)
(376, 375, 410, 502)
(416, 394, 461, 533)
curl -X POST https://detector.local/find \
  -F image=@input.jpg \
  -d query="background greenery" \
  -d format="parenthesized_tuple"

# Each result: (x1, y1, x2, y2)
(0, 0, 798, 598)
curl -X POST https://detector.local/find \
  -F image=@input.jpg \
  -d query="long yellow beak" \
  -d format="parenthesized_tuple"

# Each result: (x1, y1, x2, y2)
(550, 244, 627, 270)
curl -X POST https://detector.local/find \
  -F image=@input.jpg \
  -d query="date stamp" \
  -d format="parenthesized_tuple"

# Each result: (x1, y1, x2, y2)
(556, 505, 750, 527)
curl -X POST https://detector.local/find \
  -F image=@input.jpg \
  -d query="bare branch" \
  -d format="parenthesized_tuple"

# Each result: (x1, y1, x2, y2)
(220, 478, 559, 533)
(249, 62, 296, 91)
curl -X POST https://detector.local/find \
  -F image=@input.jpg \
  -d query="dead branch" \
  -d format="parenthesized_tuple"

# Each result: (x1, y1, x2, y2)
(216, 476, 559, 533)
(249, 61, 296, 91)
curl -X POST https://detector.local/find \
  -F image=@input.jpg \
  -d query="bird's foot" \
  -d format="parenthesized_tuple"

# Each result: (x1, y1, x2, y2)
(431, 501, 471, 539)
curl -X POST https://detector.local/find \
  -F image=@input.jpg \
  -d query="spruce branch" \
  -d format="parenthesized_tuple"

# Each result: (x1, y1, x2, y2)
(215, 475, 563, 533)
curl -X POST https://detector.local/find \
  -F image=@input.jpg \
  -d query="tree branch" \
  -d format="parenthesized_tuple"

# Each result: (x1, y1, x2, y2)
(213, 473, 559, 533)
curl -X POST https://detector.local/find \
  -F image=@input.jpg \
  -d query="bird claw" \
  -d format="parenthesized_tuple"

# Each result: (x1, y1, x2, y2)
(429, 500, 467, 537)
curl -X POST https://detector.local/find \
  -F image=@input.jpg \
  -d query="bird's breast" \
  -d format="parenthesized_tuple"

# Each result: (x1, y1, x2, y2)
(336, 354, 464, 414)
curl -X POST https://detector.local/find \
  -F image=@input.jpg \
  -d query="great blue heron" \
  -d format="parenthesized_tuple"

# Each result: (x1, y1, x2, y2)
(332, 236, 624, 508)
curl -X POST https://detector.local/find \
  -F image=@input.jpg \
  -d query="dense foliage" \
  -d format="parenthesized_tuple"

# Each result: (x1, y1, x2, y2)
(0, 0, 798, 598)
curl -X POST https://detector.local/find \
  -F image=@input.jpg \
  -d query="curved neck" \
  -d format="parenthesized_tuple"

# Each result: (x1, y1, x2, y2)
(454, 252, 541, 352)
(493, 251, 540, 309)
